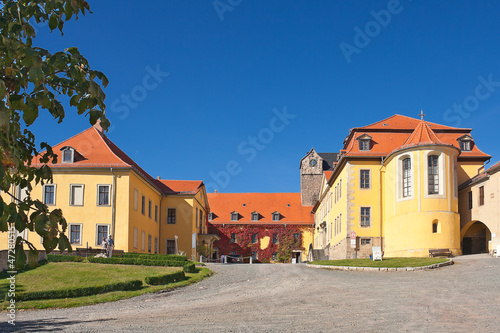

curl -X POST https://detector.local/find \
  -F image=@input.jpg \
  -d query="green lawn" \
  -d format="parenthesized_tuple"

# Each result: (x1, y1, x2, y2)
(0, 262, 212, 310)
(310, 257, 449, 268)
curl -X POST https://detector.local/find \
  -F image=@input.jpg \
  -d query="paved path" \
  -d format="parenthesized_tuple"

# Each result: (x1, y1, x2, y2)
(3, 254, 500, 332)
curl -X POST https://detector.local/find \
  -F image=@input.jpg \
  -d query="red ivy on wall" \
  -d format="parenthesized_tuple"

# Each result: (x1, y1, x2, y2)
(208, 223, 307, 263)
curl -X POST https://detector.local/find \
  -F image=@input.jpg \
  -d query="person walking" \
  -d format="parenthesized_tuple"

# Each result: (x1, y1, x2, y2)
(107, 235, 115, 258)
(101, 237, 107, 255)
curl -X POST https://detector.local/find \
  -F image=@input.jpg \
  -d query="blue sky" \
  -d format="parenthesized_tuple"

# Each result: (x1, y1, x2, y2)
(30, 0, 500, 193)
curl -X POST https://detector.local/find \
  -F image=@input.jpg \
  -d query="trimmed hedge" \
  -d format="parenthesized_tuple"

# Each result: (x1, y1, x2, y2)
(183, 263, 196, 273)
(87, 257, 185, 267)
(47, 254, 84, 262)
(12, 280, 142, 302)
(145, 271, 186, 285)
(122, 253, 187, 262)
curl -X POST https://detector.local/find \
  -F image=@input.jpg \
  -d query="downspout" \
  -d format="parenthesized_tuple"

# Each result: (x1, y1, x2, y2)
(159, 195, 164, 254)
(110, 168, 117, 239)
(379, 157, 385, 252)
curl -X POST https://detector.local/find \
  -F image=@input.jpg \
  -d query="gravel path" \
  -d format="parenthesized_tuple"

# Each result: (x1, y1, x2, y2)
(3, 254, 500, 332)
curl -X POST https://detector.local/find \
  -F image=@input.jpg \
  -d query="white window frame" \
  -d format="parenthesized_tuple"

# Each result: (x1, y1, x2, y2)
(133, 227, 138, 249)
(141, 231, 146, 251)
(208, 212, 213, 221)
(61, 147, 75, 163)
(272, 212, 280, 221)
(43, 184, 57, 206)
(95, 224, 110, 246)
(397, 154, 414, 201)
(251, 212, 259, 222)
(133, 189, 138, 211)
(360, 169, 371, 189)
(141, 195, 146, 215)
(69, 184, 85, 206)
(424, 151, 446, 198)
(230, 212, 238, 222)
(68, 223, 82, 245)
(97, 184, 112, 206)
(360, 206, 371, 227)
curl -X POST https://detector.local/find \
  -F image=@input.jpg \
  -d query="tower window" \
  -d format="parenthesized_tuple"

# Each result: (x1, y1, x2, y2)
(402, 158, 412, 198)
(432, 222, 438, 233)
(428, 155, 439, 195)
(360, 170, 370, 189)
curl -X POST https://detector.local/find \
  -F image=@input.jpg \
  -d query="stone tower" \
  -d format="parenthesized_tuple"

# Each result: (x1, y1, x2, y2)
(300, 149, 324, 206)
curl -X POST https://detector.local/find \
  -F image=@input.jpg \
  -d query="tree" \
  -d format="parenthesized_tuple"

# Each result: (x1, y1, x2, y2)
(276, 231, 301, 263)
(0, 0, 109, 269)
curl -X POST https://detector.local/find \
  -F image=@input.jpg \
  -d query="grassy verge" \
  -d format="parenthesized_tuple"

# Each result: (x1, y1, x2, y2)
(310, 257, 449, 268)
(0, 263, 212, 310)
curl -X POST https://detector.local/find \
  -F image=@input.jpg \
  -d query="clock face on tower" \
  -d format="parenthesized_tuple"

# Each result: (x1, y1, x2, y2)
(310, 159, 317, 167)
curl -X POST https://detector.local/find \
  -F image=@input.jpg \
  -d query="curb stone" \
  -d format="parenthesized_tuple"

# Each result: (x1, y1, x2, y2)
(306, 259, 454, 272)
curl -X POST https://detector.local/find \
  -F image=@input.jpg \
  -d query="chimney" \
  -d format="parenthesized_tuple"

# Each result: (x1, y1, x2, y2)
(93, 118, 103, 133)
(214, 190, 218, 193)
(157, 176, 161, 180)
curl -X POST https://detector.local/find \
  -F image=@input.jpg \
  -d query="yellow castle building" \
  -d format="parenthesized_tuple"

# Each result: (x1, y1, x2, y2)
(306, 114, 492, 259)
(0, 122, 218, 259)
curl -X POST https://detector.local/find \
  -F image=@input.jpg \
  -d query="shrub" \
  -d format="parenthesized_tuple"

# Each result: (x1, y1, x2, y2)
(183, 262, 196, 273)
(12, 280, 142, 302)
(47, 254, 84, 262)
(87, 257, 185, 267)
(122, 253, 187, 262)
(145, 271, 186, 285)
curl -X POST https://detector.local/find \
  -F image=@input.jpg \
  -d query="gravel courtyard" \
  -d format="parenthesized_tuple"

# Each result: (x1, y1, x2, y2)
(3, 254, 500, 332)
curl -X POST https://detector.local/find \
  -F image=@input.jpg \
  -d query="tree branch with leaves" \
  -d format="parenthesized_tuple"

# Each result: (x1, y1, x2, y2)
(0, 0, 109, 269)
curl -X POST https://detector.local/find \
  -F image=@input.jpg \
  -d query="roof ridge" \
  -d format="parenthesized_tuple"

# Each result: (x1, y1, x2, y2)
(94, 128, 131, 167)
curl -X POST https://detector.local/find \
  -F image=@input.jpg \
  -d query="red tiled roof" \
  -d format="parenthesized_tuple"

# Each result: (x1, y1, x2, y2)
(361, 114, 469, 131)
(207, 193, 314, 225)
(324, 171, 333, 180)
(400, 120, 446, 148)
(155, 180, 203, 194)
(343, 115, 490, 159)
(31, 125, 201, 195)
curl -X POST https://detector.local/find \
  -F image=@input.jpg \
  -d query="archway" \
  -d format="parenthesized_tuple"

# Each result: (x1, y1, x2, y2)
(461, 221, 491, 255)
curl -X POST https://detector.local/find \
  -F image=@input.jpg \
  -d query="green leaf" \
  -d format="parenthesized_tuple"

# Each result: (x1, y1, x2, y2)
(14, 240, 27, 270)
(23, 103, 39, 126)
(34, 214, 48, 236)
(27, 249, 40, 268)
(49, 14, 58, 31)
(58, 234, 72, 253)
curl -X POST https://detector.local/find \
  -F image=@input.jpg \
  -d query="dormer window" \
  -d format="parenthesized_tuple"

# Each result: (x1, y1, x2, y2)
(272, 212, 280, 221)
(61, 147, 75, 163)
(357, 134, 372, 151)
(458, 135, 473, 152)
(208, 212, 214, 221)
(230, 212, 239, 221)
(251, 212, 259, 222)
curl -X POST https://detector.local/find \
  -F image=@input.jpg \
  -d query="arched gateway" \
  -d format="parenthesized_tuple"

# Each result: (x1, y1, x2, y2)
(461, 221, 492, 255)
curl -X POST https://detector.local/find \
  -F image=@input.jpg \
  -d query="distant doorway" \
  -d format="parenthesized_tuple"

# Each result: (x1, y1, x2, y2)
(462, 221, 490, 255)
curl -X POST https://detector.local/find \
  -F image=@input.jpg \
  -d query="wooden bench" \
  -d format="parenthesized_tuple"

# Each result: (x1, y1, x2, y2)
(429, 249, 453, 258)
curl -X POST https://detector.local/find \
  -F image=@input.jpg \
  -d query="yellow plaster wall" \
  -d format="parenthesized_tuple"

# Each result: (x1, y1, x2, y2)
(127, 172, 162, 253)
(162, 196, 194, 258)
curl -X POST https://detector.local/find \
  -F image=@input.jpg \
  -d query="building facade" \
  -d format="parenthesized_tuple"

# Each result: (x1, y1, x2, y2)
(0, 123, 217, 259)
(458, 161, 500, 254)
(309, 114, 492, 259)
(207, 192, 314, 262)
